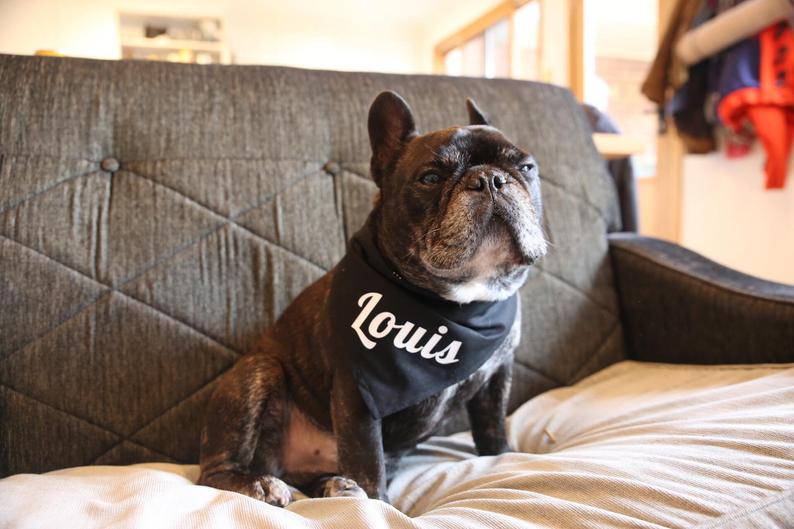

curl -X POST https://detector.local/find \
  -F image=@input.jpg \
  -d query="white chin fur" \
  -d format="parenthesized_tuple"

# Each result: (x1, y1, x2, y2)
(443, 278, 519, 304)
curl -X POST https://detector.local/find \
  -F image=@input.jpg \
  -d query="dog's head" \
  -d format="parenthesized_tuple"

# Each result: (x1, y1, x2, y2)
(367, 91, 546, 303)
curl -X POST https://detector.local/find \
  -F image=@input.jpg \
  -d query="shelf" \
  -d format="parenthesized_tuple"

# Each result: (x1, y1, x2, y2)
(592, 133, 646, 160)
(120, 36, 225, 52)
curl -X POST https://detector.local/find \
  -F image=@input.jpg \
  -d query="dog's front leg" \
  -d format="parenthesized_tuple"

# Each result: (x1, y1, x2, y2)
(330, 368, 388, 502)
(467, 360, 513, 456)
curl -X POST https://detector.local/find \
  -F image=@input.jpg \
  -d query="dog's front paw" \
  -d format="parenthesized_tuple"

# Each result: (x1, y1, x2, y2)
(476, 439, 513, 456)
(254, 475, 292, 507)
(320, 476, 368, 499)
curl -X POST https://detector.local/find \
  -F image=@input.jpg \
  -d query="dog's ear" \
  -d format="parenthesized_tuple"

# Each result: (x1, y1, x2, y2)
(368, 91, 417, 187)
(466, 98, 491, 126)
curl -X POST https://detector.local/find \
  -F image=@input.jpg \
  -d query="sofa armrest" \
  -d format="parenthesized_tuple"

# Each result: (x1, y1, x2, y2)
(608, 233, 794, 364)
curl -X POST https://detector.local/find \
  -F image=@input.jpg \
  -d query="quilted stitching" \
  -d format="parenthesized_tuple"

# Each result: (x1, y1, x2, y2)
(0, 55, 626, 475)
(0, 162, 330, 465)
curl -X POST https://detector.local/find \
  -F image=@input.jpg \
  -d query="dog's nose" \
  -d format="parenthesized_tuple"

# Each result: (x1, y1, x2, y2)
(466, 172, 507, 192)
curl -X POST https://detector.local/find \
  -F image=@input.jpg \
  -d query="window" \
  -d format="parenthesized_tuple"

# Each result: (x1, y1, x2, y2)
(435, 0, 542, 80)
(582, 0, 658, 176)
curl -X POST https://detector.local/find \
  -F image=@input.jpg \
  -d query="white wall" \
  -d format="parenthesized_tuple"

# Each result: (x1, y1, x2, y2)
(225, 4, 423, 72)
(682, 148, 794, 285)
(0, 0, 121, 59)
(0, 0, 428, 73)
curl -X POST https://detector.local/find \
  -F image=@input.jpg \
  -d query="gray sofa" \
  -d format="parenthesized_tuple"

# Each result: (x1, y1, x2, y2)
(1, 54, 792, 481)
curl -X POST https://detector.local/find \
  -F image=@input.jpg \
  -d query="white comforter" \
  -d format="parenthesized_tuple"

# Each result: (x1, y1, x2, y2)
(2, 361, 794, 529)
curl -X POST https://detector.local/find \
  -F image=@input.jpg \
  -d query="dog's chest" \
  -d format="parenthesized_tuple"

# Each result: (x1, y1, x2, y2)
(279, 363, 498, 477)
(380, 341, 510, 451)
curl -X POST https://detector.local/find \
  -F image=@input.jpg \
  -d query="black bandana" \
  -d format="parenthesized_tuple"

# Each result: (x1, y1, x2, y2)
(328, 224, 518, 419)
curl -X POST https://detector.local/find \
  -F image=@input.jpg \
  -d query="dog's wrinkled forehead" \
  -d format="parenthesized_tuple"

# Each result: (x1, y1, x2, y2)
(403, 125, 526, 171)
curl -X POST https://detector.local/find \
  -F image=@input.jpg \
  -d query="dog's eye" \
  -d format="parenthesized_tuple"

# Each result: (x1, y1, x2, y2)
(519, 163, 537, 179)
(419, 172, 441, 185)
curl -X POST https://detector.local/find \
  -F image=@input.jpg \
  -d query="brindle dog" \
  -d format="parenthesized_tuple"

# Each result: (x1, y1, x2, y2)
(198, 91, 547, 506)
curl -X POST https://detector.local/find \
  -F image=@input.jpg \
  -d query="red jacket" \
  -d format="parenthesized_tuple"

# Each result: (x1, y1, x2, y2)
(719, 22, 794, 189)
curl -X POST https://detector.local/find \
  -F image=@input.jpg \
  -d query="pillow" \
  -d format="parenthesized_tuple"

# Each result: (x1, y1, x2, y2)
(2, 361, 793, 529)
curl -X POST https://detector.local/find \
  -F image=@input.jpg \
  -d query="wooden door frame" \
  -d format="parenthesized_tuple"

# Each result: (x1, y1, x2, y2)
(635, 0, 683, 241)
(653, 0, 684, 242)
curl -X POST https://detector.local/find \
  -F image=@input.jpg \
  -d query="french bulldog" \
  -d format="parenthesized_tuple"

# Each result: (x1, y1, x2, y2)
(197, 91, 546, 506)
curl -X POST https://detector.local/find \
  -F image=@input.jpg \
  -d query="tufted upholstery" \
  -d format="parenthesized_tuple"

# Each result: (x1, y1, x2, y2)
(0, 55, 625, 476)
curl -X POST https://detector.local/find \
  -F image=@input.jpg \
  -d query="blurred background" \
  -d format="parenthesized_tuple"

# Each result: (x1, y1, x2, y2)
(0, 0, 791, 285)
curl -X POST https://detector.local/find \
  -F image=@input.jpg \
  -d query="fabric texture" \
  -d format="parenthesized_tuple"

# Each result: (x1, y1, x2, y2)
(330, 224, 518, 418)
(609, 233, 794, 363)
(0, 54, 625, 476)
(581, 104, 638, 232)
(2, 360, 793, 528)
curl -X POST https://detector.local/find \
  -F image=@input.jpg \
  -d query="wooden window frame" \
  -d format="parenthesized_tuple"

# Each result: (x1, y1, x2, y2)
(568, 0, 584, 99)
(433, 0, 543, 78)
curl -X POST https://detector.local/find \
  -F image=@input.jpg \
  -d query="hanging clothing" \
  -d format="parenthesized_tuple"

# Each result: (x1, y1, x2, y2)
(668, 59, 718, 153)
(642, 0, 718, 153)
(642, 0, 704, 105)
(718, 22, 794, 189)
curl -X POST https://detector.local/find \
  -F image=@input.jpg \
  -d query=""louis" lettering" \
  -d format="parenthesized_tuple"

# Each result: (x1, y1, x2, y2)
(350, 292, 461, 365)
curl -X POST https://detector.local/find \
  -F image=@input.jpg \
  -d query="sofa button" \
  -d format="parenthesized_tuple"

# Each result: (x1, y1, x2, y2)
(100, 157, 120, 172)
(323, 161, 340, 175)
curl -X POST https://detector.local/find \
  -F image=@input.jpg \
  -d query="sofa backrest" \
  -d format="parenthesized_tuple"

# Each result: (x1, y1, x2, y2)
(0, 54, 625, 476)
